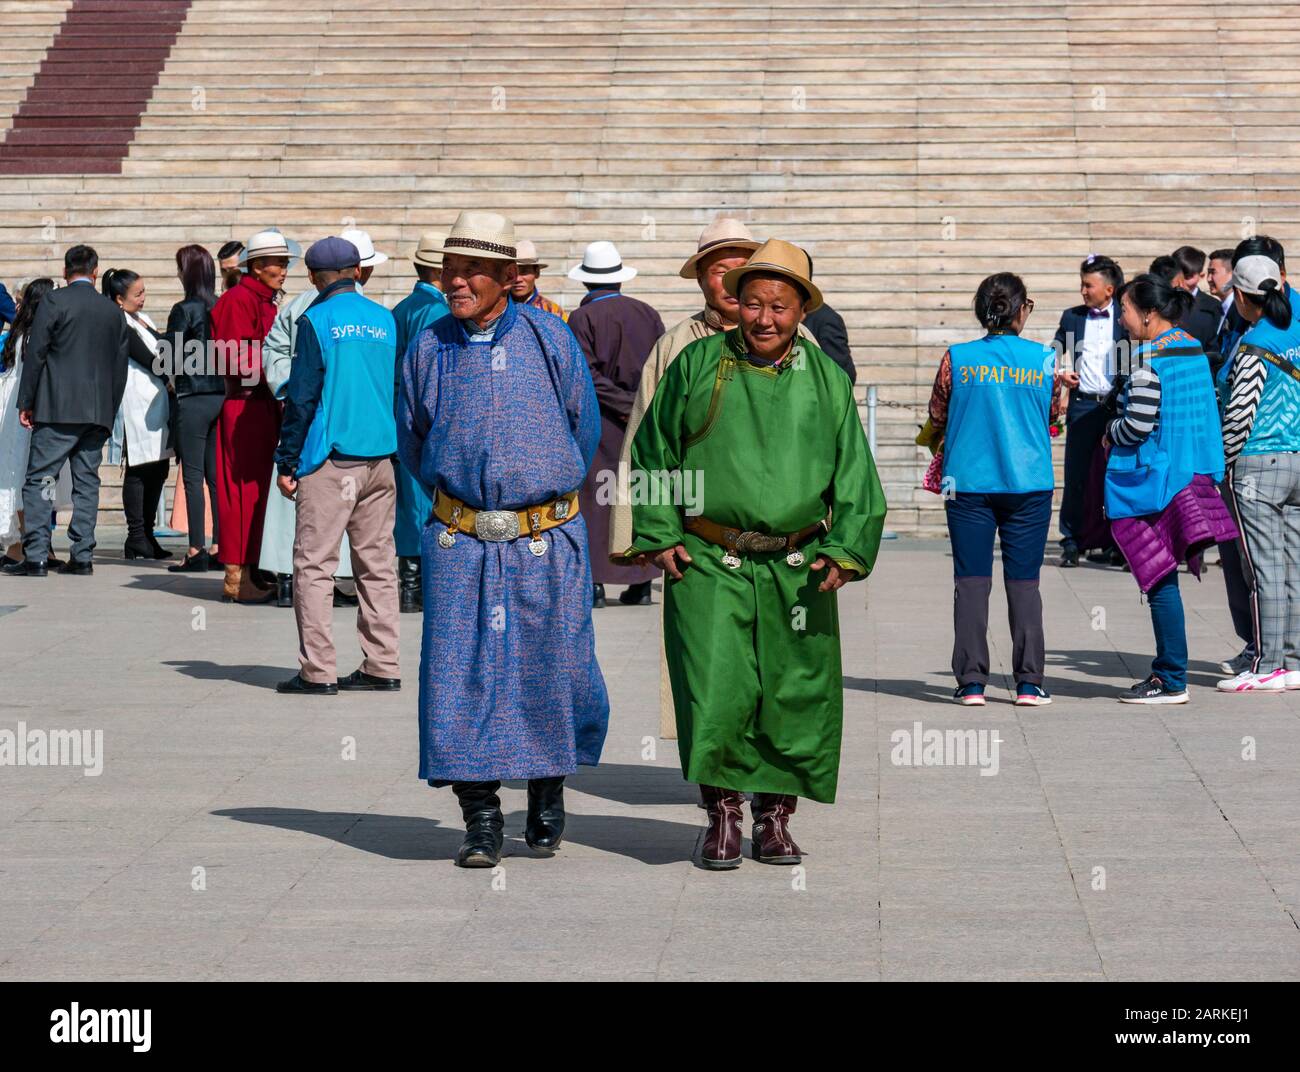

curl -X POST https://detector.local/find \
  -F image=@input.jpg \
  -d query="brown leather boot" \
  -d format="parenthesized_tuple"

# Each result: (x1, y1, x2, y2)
(222, 563, 241, 601)
(751, 793, 803, 864)
(223, 564, 274, 604)
(699, 784, 745, 870)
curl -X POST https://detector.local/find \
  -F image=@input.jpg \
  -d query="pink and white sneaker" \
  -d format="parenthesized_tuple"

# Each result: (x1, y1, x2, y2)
(1285, 671, 1300, 691)
(1216, 668, 1288, 693)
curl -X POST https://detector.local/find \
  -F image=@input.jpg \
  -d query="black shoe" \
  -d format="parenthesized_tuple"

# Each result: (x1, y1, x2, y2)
(1109, 549, 1126, 567)
(1058, 548, 1079, 568)
(339, 669, 401, 692)
(398, 556, 422, 614)
(45, 553, 64, 568)
(0, 555, 20, 568)
(148, 536, 173, 560)
(123, 536, 155, 560)
(524, 776, 566, 853)
(1085, 549, 1109, 563)
(276, 574, 293, 608)
(1117, 673, 1188, 705)
(593, 583, 606, 609)
(333, 586, 359, 608)
(618, 580, 653, 606)
(453, 781, 504, 868)
(168, 550, 210, 573)
(207, 552, 224, 572)
(3, 559, 46, 577)
(275, 674, 338, 695)
(57, 560, 93, 575)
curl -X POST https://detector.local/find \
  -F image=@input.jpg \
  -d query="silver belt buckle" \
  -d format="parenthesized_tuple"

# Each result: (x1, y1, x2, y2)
(736, 531, 786, 554)
(474, 510, 521, 542)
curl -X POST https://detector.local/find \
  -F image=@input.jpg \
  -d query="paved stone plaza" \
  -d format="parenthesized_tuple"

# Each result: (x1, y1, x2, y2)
(0, 535, 1296, 981)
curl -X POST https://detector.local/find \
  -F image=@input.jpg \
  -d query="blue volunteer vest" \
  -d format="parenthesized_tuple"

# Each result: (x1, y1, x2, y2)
(297, 290, 398, 478)
(1106, 328, 1224, 519)
(943, 333, 1055, 494)
(1236, 316, 1300, 457)
(1216, 280, 1300, 409)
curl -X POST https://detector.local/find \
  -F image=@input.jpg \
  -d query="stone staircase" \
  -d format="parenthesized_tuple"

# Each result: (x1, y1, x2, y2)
(3, 0, 1300, 534)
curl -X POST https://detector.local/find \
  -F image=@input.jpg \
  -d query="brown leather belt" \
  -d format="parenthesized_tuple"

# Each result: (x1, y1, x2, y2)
(684, 514, 826, 568)
(433, 488, 579, 553)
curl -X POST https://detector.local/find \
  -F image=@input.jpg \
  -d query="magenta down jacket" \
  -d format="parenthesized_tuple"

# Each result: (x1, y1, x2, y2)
(1110, 474, 1239, 594)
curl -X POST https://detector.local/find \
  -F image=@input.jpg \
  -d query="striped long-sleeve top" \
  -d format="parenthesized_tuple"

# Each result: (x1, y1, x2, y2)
(1220, 348, 1269, 465)
(1107, 366, 1161, 447)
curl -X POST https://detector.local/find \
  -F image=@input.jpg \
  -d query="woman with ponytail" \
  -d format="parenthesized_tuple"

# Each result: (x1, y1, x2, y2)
(927, 273, 1078, 706)
(0, 277, 56, 561)
(1105, 273, 1237, 704)
(104, 268, 174, 560)
(1215, 254, 1300, 693)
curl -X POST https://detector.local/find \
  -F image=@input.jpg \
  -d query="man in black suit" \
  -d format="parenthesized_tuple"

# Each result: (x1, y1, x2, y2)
(4, 245, 129, 576)
(1054, 254, 1128, 567)
(1150, 250, 1222, 362)
(800, 253, 856, 382)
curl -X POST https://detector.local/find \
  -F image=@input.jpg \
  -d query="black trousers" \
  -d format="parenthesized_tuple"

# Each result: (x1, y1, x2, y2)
(175, 391, 223, 548)
(122, 459, 170, 543)
(1059, 394, 1110, 549)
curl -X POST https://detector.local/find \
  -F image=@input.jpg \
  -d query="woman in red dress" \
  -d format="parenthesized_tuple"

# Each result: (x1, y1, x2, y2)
(211, 230, 294, 603)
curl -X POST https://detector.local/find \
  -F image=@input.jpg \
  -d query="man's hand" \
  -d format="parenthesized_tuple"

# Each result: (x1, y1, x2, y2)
(809, 554, 856, 592)
(1060, 370, 1080, 390)
(277, 473, 298, 500)
(648, 543, 692, 580)
(18, 409, 33, 430)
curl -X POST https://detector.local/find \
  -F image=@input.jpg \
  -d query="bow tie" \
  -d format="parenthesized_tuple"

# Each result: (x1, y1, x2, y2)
(1087, 308, 1110, 319)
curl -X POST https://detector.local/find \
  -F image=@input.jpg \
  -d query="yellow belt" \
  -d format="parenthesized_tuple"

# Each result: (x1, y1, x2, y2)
(433, 489, 579, 548)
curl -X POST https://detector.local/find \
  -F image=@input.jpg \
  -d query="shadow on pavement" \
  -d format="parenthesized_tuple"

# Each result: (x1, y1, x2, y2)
(164, 659, 287, 690)
(212, 805, 700, 865)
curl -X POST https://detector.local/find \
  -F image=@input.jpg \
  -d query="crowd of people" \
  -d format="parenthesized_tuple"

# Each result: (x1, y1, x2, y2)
(0, 214, 1293, 870)
(928, 237, 1300, 706)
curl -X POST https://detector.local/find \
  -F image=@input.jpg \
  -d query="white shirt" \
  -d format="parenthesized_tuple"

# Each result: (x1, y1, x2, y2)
(1077, 301, 1115, 395)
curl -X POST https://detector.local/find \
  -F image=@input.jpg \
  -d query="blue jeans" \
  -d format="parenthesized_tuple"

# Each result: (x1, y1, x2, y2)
(1147, 571, 1187, 691)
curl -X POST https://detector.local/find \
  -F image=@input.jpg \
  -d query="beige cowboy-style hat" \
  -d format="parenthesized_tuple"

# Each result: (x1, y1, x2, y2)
(515, 239, 548, 270)
(723, 239, 823, 313)
(413, 230, 448, 269)
(239, 229, 301, 267)
(678, 218, 761, 279)
(441, 210, 517, 261)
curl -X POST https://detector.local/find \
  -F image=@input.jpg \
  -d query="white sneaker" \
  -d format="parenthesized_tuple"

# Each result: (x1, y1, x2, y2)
(1285, 671, 1300, 690)
(1215, 669, 1288, 693)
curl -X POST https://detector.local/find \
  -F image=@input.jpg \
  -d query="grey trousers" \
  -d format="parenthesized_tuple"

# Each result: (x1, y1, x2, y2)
(21, 422, 109, 565)
(1227, 452, 1300, 672)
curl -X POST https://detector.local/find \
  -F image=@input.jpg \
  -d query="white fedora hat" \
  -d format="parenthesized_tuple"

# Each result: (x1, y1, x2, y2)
(568, 240, 636, 285)
(340, 228, 388, 268)
(412, 230, 448, 269)
(441, 210, 517, 261)
(239, 229, 301, 267)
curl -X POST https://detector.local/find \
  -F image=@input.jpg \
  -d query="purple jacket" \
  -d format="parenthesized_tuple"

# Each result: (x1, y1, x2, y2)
(1110, 474, 1239, 592)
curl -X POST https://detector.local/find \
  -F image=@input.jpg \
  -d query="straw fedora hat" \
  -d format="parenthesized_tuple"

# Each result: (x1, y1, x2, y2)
(568, 240, 636, 285)
(340, 228, 389, 268)
(441, 210, 517, 261)
(515, 239, 548, 270)
(412, 231, 448, 269)
(239, 229, 301, 267)
(678, 218, 761, 279)
(722, 239, 823, 313)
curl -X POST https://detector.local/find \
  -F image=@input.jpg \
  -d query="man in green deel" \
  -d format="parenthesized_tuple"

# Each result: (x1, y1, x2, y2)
(627, 239, 887, 871)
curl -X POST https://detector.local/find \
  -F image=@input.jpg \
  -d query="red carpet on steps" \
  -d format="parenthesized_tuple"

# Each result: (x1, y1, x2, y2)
(0, 0, 192, 175)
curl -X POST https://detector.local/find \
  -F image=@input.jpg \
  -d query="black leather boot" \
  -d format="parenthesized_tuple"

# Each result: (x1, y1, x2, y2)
(592, 583, 606, 609)
(276, 573, 293, 608)
(453, 781, 504, 868)
(399, 556, 422, 614)
(524, 776, 566, 853)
